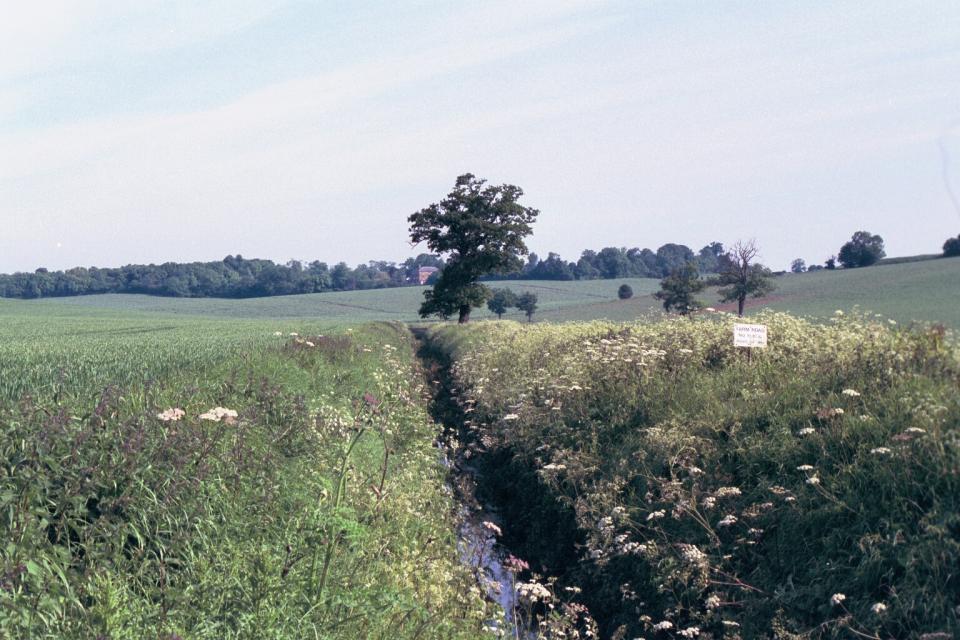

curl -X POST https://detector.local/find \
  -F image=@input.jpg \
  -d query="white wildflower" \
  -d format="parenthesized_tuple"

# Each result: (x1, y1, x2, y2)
(841, 389, 861, 397)
(718, 514, 738, 527)
(646, 510, 666, 521)
(796, 464, 815, 472)
(515, 581, 552, 603)
(678, 626, 700, 638)
(652, 621, 673, 631)
(156, 408, 185, 422)
(830, 593, 846, 606)
(871, 602, 887, 614)
(705, 594, 721, 610)
(199, 407, 238, 422)
(715, 487, 742, 498)
(502, 413, 520, 421)
(797, 427, 816, 436)
(679, 544, 707, 564)
(482, 521, 502, 537)
(870, 447, 892, 455)
(806, 475, 821, 486)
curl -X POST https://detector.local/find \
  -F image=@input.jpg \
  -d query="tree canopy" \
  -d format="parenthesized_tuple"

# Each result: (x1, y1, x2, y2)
(515, 292, 539, 322)
(943, 234, 960, 257)
(838, 231, 886, 268)
(486, 287, 518, 319)
(409, 174, 539, 323)
(654, 262, 704, 316)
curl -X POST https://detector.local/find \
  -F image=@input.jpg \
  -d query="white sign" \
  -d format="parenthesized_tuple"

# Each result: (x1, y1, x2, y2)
(733, 323, 767, 348)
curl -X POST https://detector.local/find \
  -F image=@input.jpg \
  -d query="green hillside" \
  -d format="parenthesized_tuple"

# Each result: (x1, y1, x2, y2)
(5, 256, 959, 328)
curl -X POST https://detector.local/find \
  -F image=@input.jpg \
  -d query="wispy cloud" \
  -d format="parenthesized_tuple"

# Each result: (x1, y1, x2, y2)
(1, 0, 959, 272)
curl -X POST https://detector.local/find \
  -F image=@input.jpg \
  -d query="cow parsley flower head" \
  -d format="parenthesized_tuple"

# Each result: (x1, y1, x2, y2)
(199, 407, 238, 422)
(830, 593, 846, 606)
(715, 487, 741, 498)
(156, 408, 185, 422)
(841, 389, 861, 397)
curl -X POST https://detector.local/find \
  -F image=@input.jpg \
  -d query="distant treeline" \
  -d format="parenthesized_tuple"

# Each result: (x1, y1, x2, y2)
(0, 242, 726, 299)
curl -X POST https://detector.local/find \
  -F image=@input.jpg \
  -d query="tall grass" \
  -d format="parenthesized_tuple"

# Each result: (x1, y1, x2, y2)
(431, 312, 960, 638)
(0, 319, 494, 638)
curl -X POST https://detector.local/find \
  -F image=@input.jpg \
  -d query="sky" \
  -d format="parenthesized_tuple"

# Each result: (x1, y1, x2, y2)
(2, 0, 960, 273)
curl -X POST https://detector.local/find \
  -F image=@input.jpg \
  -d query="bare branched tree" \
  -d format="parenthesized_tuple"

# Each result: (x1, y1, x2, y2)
(716, 240, 776, 317)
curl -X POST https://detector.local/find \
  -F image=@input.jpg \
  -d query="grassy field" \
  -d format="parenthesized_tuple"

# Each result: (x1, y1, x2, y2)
(0, 309, 495, 637)
(11, 256, 960, 328)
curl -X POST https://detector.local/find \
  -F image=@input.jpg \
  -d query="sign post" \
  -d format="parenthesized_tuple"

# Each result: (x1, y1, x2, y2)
(733, 323, 767, 362)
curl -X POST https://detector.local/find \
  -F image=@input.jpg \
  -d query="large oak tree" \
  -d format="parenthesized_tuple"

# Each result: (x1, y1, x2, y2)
(408, 174, 539, 323)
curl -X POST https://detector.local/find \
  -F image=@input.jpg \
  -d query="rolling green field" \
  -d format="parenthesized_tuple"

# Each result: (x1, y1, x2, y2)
(9, 256, 959, 328)
(0, 257, 957, 637)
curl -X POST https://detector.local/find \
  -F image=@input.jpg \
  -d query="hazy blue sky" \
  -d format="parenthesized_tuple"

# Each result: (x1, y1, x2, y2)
(2, 0, 959, 273)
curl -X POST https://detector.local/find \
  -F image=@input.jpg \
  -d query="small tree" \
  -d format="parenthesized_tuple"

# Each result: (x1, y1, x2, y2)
(838, 231, 886, 268)
(654, 262, 704, 315)
(715, 240, 776, 317)
(790, 258, 806, 273)
(825, 256, 837, 270)
(516, 292, 538, 322)
(943, 234, 960, 257)
(408, 174, 539, 323)
(487, 288, 518, 319)
(617, 283, 634, 299)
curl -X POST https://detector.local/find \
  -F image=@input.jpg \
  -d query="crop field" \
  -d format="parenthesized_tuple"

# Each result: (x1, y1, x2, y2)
(430, 312, 960, 638)
(0, 308, 496, 638)
(14, 256, 960, 328)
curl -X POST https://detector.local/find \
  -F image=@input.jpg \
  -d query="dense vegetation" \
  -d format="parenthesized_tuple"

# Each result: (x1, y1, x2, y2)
(0, 242, 730, 301)
(0, 314, 495, 638)
(0, 254, 445, 299)
(430, 313, 959, 638)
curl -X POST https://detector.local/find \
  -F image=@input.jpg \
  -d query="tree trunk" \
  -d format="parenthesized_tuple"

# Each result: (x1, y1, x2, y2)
(737, 296, 745, 317)
(458, 304, 471, 324)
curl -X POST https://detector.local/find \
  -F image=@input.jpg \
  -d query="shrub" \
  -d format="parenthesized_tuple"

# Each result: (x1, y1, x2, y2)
(944, 234, 960, 257)
(617, 284, 633, 299)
